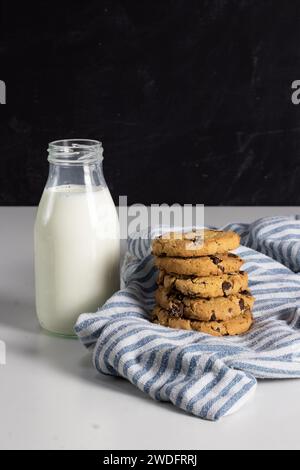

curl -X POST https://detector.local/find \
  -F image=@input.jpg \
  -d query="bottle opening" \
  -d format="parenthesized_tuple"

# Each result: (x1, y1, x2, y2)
(48, 139, 103, 164)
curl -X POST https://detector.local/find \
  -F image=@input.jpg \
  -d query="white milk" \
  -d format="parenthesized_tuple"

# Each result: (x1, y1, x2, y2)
(34, 185, 120, 336)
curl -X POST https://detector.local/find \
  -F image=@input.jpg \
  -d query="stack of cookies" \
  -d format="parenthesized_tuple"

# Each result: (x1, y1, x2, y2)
(152, 229, 254, 336)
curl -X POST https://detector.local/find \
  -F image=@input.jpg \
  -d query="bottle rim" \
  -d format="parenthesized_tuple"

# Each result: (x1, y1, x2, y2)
(48, 139, 103, 164)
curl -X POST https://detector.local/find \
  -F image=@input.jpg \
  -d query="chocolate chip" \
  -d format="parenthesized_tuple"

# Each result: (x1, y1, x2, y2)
(170, 303, 184, 318)
(239, 299, 245, 310)
(215, 327, 221, 333)
(222, 281, 232, 295)
(171, 289, 184, 302)
(193, 236, 203, 246)
(210, 255, 222, 265)
(211, 312, 216, 321)
(240, 290, 250, 296)
(222, 281, 232, 291)
(177, 293, 184, 301)
(228, 253, 237, 258)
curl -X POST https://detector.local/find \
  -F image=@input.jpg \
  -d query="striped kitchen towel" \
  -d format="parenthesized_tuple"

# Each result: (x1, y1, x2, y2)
(75, 216, 300, 421)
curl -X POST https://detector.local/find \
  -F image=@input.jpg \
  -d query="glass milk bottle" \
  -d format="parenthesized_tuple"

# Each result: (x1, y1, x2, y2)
(34, 139, 120, 336)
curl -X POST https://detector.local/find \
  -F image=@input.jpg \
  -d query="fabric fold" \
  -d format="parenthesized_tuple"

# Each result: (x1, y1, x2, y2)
(75, 216, 300, 420)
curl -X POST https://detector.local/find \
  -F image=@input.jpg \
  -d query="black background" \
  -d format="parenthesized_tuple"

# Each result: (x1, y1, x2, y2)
(1, 0, 300, 206)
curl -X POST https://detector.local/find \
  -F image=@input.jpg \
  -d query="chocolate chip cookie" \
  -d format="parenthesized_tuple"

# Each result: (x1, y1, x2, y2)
(152, 229, 240, 258)
(155, 286, 254, 321)
(152, 306, 253, 336)
(159, 271, 248, 298)
(155, 253, 243, 276)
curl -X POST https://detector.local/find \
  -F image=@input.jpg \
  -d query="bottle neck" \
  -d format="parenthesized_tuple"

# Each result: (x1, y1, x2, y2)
(46, 139, 106, 190)
(46, 160, 106, 191)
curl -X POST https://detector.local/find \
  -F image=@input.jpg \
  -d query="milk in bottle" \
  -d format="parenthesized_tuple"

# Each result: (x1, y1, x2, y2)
(34, 140, 120, 336)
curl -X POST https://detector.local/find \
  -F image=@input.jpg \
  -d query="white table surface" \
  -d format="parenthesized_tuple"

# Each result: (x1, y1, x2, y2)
(1, 206, 300, 450)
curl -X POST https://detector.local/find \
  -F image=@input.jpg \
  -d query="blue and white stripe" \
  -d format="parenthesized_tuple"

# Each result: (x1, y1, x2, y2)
(75, 216, 300, 421)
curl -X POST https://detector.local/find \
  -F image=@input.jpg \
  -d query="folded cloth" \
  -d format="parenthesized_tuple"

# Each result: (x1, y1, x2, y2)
(75, 216, 300, 421)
